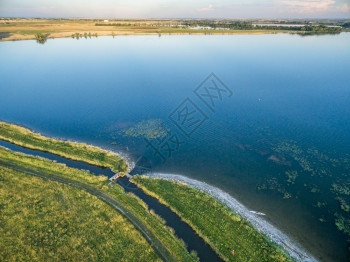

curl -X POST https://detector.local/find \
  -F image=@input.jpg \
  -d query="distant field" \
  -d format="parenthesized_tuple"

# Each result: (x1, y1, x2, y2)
(0, 18, 298, 42)
(0, 165, 161, 262)
(0, 18, 347, 42)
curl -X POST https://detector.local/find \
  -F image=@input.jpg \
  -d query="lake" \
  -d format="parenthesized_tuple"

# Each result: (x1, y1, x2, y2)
(1, 33, 349, 261)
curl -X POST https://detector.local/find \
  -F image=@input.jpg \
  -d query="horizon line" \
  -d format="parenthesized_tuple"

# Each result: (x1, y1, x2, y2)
(1, 16, 350, 20)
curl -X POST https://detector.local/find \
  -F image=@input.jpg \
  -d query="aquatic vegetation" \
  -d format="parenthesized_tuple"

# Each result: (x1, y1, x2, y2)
(336, 197, 350, 213)
(132, 176, 293, 262)
(273, 142, 315, 174)
(269, 139, 350, 245)
(310, 187, 320, 193)
(257, 178, 292, 200)
(315, 201, 326, 208)
(332, 183, 350, 196)
(335, 214, 350, 235)
(283, 192, 291, 199)
(285, 170, 298, 184)
(122, 119, 168, 139)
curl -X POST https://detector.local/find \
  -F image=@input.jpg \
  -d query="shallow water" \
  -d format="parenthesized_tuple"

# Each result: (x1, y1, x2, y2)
(1, 33, 350, 261)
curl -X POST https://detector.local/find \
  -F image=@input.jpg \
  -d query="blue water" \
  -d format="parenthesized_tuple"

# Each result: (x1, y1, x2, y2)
(1, 33, 350, 261)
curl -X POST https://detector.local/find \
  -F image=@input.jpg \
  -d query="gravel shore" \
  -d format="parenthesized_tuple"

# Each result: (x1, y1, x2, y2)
(147, 172, 318, 262)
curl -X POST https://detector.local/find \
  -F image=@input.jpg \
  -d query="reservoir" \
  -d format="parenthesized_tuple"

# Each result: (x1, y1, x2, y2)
(1, 33, 350, 261)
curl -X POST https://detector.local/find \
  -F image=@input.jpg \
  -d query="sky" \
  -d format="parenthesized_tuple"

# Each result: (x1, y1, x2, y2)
(0, 0, 349, 19)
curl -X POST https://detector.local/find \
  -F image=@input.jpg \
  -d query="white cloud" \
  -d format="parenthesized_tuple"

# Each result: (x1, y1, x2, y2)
(279, 0, 350, 17)
(281, 0, 335, 14)
(336, 3, 350, 13)
(0, 0, 349, 19)
(198, 4, 214, 12)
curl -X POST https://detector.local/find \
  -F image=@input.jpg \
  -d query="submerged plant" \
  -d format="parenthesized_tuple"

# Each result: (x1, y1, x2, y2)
(285, 170, 298, 184)
(335, 213, 350, 235)
(122, 119, 168, 139)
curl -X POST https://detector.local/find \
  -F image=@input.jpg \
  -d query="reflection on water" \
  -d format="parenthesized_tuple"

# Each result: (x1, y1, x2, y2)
(1, 33, 350, 261)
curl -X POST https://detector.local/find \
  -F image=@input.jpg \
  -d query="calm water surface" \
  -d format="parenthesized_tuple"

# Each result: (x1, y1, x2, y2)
(1, 33, 350, 261)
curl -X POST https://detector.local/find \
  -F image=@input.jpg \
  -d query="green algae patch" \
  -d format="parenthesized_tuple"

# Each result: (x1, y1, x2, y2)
(122, 119, 168, 139)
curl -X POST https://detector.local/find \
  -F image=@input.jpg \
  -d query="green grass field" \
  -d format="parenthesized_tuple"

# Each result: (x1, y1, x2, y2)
(0, 145, 197, 262)
(132, 176, 293, 262)
(0, 166, 161, 262)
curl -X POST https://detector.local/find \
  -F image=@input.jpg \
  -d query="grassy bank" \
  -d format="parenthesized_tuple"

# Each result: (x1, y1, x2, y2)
(132, 176, 293, 262)
(0, 165, 161, 262)
(0, 146, 197, 261)
(0, 121, 127, 173)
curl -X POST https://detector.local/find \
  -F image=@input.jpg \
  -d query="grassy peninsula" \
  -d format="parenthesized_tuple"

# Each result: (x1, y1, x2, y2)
(0, 121, 127, 173)
(0, 121, 297, 261)
(132, 176, 293, 262)
(0, 146, 197, 261)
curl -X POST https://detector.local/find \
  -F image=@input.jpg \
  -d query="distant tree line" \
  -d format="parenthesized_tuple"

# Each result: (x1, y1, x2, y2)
(298, 25, 342, 35)
(95, 23, 132, 26)
(254, 24, 342, 34)
(94, 19, 345, 34)
(342, 22, 350, 28)
(71, 32, 98, 39)
(182, 20, 254, 30)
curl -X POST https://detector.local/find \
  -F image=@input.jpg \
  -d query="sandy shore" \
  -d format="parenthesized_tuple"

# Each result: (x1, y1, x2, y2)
(146, 172, 318, 262)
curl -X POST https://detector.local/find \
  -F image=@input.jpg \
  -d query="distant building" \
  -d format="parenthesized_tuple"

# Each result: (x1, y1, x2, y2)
(104, 20, 109, 23)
